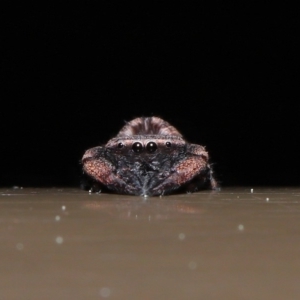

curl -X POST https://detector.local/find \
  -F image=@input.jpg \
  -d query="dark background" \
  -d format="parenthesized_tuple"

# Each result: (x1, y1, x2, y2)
(1, 3, 298, 188)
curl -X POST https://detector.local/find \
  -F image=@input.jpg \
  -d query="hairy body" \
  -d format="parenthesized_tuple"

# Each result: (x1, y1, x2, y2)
(82, 117, 217, 196)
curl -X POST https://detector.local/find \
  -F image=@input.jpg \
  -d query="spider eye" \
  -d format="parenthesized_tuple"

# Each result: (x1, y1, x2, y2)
(132, 142, 143, 153)
(166, 142, 172, 148)
(118, 143, 124, 148)
(146, 142, 157, 153)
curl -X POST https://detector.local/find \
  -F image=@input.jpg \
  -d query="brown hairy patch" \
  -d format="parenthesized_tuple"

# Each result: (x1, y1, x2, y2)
(117, 117, 182, 137)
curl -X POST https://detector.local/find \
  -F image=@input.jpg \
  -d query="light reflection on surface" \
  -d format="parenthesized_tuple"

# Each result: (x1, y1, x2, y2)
(1, 187, 300, 299)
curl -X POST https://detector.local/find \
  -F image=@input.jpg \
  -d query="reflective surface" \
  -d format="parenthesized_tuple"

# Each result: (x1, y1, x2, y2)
(1, 187, 300, 299)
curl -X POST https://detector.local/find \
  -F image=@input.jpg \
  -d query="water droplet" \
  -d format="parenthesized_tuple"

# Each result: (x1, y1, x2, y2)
(55, 236, 64, 244)
(178, 233, 185, 240)
(16, 243, 24, 250)
(238, 224, 244, 231)
(99, 287, 111, 297)
(188, 261, 197, 270)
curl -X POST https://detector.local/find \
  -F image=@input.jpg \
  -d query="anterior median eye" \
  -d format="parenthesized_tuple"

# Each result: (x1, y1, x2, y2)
(146, 142, 157, 153)
(166, 142, 171, 148)
(118, 143, 124, 148)
(132, 142, 143, 153)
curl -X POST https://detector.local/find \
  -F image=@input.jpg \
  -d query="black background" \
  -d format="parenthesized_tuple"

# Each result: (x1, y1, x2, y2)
(1, 3, 298, 188)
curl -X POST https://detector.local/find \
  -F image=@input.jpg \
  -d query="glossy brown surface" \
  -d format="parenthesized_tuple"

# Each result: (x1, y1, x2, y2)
(1, 187, 300, 299)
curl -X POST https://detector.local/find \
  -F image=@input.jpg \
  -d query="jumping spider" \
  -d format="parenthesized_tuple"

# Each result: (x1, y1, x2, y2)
(82, 117, 217, 196)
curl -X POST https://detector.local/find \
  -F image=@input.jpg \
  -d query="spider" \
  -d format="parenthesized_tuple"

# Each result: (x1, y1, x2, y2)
(82, 117, 217, 196)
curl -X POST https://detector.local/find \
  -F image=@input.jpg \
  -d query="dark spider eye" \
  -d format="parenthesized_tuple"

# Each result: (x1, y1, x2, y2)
(118, 143, 124, 148)
(146, 142, 157, 153)
(166, 142, 172, 148)
(132, 142, 143, 153)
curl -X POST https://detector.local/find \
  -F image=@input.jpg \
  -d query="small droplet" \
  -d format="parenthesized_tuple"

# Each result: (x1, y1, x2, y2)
(55, 236, 64, 244)
(250, 189, 253, 193)
(61, 205, 66, 211)
(188, 261, 197, 270)
(55, 215, 61, 221)
(178, 233, 185, 241)
(266, 198, 269, 202)
(238, 224, 244, 231)
(99, 287, 111, 298)
(16, 243, 24, 250)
